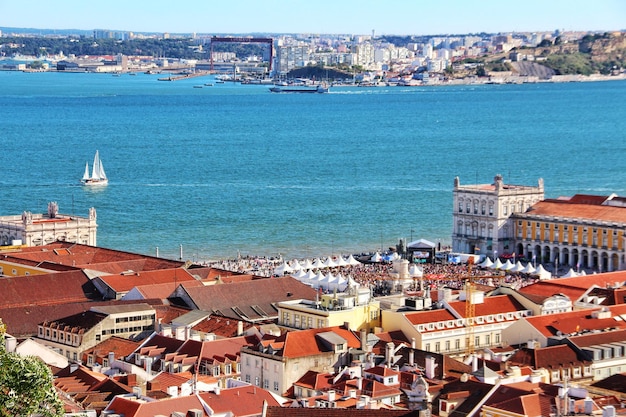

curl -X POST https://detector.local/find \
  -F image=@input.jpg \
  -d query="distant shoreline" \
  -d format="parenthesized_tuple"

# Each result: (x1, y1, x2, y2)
(1, 65, 626, 86)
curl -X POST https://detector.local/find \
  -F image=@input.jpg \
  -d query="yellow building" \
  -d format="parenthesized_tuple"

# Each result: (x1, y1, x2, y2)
(512, 194, 626, 272)
(0, 259, 51, 277)
(276, 287, 380, 333)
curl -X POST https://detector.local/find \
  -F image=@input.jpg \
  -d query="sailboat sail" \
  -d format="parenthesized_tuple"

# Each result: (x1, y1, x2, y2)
(82, 163, 90, 181)
(81, 150, 108, 185)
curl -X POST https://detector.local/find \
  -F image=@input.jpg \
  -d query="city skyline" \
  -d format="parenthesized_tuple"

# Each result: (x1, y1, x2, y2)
(1, 0, 625, 36)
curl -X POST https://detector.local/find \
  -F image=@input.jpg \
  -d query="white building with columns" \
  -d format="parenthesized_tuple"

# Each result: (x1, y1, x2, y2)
(452, 174, 544, 258)
(0, 202, 98, 247)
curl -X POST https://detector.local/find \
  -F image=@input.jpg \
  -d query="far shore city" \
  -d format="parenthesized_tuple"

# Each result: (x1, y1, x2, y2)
(1, 26, 625, 86)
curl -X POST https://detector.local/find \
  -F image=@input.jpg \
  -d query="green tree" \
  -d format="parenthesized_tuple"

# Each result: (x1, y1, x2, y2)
(0, 319, 64, 417)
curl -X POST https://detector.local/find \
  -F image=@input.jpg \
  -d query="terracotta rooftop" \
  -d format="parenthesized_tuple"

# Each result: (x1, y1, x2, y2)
(0, 269, 97, 309)
(98, 267, 198, 293)
(82, 336, 142, 364)
(191, 314, 258, 338)
(198, 385, 282, 416)
(520, 196, 626, 223)
(265, 407, 419, 417)
(105, 394, 207, 417)
(519, 271, 626, 303)
(267, 325, 361, 358)
(447, 294, 527, 318)
(522, 304, 626, 337)
(4, 242, 183, 271)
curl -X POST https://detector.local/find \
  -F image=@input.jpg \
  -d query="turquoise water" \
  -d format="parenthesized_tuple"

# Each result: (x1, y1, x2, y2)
(1, 71, 625, 261)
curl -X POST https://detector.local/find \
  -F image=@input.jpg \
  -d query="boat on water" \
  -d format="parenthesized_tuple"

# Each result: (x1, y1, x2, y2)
(81, 150, 108, 186)
(269, 84, 329, 94)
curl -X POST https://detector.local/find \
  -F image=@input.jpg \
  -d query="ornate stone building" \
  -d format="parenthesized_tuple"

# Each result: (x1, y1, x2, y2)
(452, 174, 544, 258)
(0, 202, 98, 247)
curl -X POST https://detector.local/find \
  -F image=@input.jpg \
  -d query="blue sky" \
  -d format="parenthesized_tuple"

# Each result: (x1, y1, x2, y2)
(1, 0, 624, 35)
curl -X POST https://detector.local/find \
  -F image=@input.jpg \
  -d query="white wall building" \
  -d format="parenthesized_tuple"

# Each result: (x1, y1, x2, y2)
(452, 174, 544, 258)
(0, 202, 98, 247)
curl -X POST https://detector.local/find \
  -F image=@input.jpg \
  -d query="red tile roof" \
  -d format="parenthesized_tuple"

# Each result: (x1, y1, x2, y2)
(447, 295, 527, 318)
(81, 336, 142, 364)
(265, 407, 419, 417)
(99, 268, 197, 293)
(278, 326, 361, 358)
(519, 271, 626, 302)
(5, 242, 183, 271)
(522, 197, 626, 223)
(106, 394, 206, 417)
(486, 392, 554, 417)
(0, 270, 96, 308)
(522, 304, 626, 337)
(191, 314, 257, 338)
(199, 385, 282, 415)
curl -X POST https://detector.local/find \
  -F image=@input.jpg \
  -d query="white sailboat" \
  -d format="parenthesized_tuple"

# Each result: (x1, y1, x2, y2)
(81, 150, 108, 185)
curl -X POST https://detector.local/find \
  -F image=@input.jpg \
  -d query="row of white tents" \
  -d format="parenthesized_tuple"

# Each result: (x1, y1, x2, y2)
(477, 257, 588, 280)
(478, 257, 552, 279)
(273, 254, 362, 276)
(290, 269, 360, 292)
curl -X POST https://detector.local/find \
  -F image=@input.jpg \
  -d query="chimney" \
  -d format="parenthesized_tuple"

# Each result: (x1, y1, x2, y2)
(327, 390, 336, 402)
(360, 329, 367, 351)
(108, 351, 115, 366)
(385, 342, 394, 366)
(126, 374, 137, 386)
(472, 354, 478, 372)
(408, 349, 415, 366)
(425, 356, 437, 379)
(237, 321, 244, 336)
(411, 337, 416, 349)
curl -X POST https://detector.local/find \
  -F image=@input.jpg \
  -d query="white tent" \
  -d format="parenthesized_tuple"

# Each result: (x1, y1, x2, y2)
(312, 258, 326, 269)
(479, 257, 494, 268)
(510, 261, 525, 273)
(273, 261, 293, 276)
(291, 259, 303, 271)
(521, 263, 536, 274)
(291, 269, 308, 280)
(324, 257, 337, 268)
(501, 259, 515, 271)
(335, 256, 349, 267)
(301, 258, 314, 270)
(491, 258, 504, 269)
(561, 268, 578, 278)
(305, 270, 318, 280)
(409, 264, 424, 277)
(346, 275, 360, 289)
(347, 254, 362, 266)
(534, 264, 552, 279)
(371, 252, 383, 262)
(336, 275, 348, 291)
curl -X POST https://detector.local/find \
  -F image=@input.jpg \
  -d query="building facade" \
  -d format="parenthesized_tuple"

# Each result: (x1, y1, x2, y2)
(452, 174, 544, 258)
(0, 202, 98, 247)
(36, 304, 155, 361)
(275, 287, 380, 333)
(511, 194, 626, 272)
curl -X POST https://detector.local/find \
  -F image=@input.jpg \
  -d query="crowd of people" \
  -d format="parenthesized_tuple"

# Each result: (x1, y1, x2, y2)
(204, 253, 541, 293)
